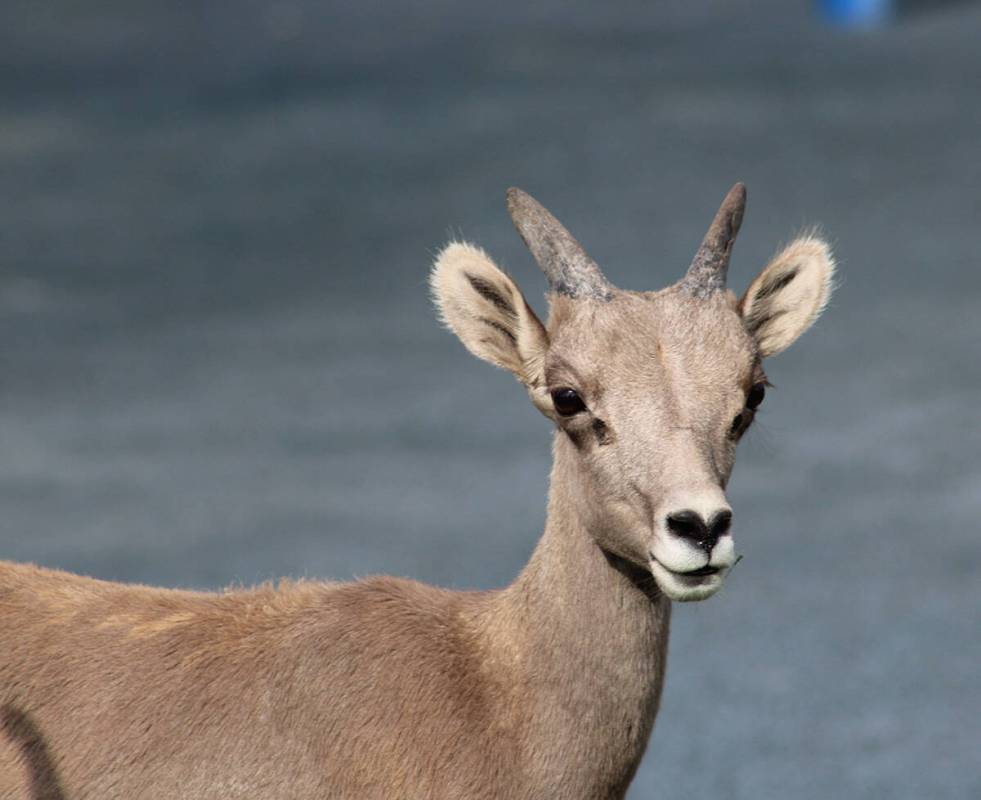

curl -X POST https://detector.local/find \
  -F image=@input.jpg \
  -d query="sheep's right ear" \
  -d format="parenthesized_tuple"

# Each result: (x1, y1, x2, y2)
(431, 243, 549, 393)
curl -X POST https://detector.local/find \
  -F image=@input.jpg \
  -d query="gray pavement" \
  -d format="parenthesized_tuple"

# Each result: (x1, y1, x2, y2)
(1, 1, 979, 797)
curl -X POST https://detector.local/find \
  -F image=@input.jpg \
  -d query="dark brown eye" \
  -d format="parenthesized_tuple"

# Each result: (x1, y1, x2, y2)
(551, 388, 586, 417)
(729, 413, 745, 437)
(747, 383, 766, 410)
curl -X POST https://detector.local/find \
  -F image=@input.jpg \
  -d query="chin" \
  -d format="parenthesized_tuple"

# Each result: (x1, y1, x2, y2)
(649, 559, 727, 602)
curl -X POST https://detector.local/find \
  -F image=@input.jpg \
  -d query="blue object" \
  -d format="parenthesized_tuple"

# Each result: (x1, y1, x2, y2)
(819, 0, 894, 26)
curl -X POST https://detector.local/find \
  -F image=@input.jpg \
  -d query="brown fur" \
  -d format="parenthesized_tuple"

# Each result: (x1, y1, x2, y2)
(0, 189, 833, 799)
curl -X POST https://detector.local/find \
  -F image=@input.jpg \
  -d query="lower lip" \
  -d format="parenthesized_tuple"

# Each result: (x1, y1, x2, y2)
(649, 559, 725, 601)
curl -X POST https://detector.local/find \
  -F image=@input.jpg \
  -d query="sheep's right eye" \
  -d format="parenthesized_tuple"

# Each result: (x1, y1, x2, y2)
(551, 388, 586, 417)
(747, 382, 766, 410)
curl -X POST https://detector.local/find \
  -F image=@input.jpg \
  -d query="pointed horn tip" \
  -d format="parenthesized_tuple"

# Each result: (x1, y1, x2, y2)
(721, 182, 747, 232)
(506, 187, 557, 233)
(505, 186, 537, 218)
(728, 181, 747, 199)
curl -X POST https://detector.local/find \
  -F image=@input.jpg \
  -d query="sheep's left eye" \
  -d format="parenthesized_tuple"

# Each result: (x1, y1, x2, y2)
(551, 388, 586, 417)
(747, 383, 766, 410)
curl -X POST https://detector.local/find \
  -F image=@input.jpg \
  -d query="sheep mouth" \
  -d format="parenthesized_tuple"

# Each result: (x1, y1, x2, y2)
(680, 565, 721, 577)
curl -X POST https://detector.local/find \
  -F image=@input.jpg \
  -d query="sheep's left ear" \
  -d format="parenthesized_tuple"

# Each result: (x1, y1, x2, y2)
(739, 236, 835, 358)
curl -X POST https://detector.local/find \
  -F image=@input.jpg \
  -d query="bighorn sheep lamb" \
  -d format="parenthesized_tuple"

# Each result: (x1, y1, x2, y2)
(0, 184, 834, 799)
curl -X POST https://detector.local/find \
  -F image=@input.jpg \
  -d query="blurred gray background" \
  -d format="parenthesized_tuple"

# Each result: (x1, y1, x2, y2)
(1, 1, 979, 797)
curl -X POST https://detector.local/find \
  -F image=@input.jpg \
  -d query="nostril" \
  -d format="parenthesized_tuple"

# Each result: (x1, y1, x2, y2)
(709, 510, 732, 538)
(666, 510, 709, 541)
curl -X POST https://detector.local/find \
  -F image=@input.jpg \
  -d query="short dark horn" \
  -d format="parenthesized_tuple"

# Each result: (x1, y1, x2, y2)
(679, 183, 747, 297)
(506, 188, 613, 300)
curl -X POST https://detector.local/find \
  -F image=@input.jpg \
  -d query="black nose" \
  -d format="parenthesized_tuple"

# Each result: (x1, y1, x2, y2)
(666, 510, 732, 552)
